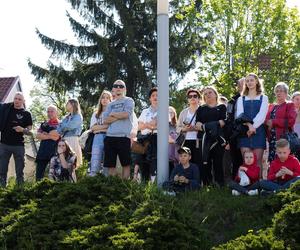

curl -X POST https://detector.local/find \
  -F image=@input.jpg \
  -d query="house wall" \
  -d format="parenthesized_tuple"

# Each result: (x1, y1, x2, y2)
(4, 82, 22, 103)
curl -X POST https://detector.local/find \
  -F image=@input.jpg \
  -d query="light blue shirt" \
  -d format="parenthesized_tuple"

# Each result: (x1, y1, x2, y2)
(57, 113, 83, 137)
(103, 97, 134, 138)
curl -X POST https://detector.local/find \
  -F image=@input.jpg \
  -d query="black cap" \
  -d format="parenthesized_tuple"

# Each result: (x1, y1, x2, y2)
(177, 147, 191, 155)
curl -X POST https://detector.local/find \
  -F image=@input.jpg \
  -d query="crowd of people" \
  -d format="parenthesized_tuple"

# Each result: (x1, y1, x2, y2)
(1, 74, 300, 196)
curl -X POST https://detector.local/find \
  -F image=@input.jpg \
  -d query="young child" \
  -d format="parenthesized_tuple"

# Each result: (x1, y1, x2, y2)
(260, 138, 300, 193)
(229, 150, 260, 195)
(163, 147, 200, 193)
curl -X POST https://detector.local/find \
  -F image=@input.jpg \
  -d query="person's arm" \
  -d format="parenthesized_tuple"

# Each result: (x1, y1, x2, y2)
(188, 164, 200, 185)
(267, 161, 279, 181)
(89, 113, 97, 129)
(195, 107, 203, 131)
(272, 103, 297, 129)
(252, 95, 269, 129)
(91, 124, 109, 133)
(59, 154, 76, 171)
(176, 109, 185, 133)
(110, 98, 135, 120)
(103, 104, 117, 124)
(170, 165, 179, 181)
(235, 96, 244, 118)
(288, 158, 300, 177)
(218, 104, 227, 128)
(60, 114, 83, 132)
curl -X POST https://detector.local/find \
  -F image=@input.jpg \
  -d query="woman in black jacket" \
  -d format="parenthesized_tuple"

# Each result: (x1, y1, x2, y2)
(195, 86, 227, 186)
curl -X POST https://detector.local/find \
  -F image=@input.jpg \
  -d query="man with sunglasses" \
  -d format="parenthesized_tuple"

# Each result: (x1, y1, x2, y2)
(103, 80, 135, 179)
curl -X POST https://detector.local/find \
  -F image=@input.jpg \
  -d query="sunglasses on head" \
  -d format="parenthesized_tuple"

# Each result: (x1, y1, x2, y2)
(113, 84, 125, 89)
(187, 94, 198, 99)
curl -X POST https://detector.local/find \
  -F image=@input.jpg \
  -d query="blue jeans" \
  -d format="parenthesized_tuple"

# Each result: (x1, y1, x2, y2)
(259, 177, 300, 191)
(89, 133, 105, 176)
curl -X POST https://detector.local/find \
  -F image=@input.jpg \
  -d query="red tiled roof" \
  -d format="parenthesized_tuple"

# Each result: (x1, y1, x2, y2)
(0, 77, 18, 102)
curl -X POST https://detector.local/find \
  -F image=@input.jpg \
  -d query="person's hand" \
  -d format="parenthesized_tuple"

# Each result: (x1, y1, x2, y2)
(195, 122, 203, 131)
(239, 166, 248, 172)
(225, 144, 230, 150)
(275, 168, 285, 178)
(266, 120, 272, 130)
(174, 175, 179, 182)
(281, 167, 293, 176)
(178, 176, 186, 183)
(13, 126, 24, 133)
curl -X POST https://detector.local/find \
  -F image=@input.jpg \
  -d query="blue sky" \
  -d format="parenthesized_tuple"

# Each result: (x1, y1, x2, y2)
(0, 0, 299, 106)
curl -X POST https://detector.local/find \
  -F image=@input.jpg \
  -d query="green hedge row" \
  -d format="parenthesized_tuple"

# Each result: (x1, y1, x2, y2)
(215, 181, 300, 250)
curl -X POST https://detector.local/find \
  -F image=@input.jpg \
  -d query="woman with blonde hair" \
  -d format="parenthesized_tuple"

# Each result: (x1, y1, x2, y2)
(195, 86, 227, 186)
(236, 73, 269, 174)
(57, 98, 83, 171)
(89, 90, 112, 176)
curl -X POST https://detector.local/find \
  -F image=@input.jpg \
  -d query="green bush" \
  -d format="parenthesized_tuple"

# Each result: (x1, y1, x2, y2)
(0, 177, 206, 249)
(273, 199, 300, 249)
(214, 181, 300, 250)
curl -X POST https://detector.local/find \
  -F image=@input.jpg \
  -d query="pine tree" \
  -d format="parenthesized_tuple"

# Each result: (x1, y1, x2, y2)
(28, 0, 204, 112)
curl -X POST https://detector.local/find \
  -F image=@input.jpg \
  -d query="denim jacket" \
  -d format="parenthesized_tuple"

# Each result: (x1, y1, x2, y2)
(57, 113, 83, 137)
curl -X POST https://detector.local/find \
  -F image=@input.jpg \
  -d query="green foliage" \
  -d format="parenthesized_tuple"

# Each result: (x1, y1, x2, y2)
(0, 177, 206, 249)
(29, 83, 68, 127)
(28, 0, 204, 111)
(182, 0, 300, 100)
(0, 178, 275, 250)
(215, 180, 300, 250)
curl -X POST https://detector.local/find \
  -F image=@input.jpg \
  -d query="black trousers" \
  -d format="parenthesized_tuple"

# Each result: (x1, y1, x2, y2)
(183, 140, 201, 167)
(36, 159, 50, 181)
(200, 143, 225, 186)
(229, 140, 243, 179)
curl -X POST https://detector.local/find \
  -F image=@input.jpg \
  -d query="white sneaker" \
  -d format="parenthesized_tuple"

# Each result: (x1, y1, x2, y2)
(248, 189, 259, 196)
(162, 191, 176, 196)
(232, 190, 241, 196)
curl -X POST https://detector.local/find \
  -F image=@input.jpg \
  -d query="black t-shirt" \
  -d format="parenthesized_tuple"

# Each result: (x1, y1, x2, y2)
(196, 104, 227, 124)
(1, 107, 33, 146)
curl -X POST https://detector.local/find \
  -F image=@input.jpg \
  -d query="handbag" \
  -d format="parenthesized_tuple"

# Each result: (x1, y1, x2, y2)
(131, 140, 150, 155)
(131, 134, 151, 155)
(175, 112, 197, 147)
(280, 105, 300, 153)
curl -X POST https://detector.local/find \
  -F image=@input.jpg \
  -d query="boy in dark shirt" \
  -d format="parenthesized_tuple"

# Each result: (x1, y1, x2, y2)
(163, 147, 200, 193)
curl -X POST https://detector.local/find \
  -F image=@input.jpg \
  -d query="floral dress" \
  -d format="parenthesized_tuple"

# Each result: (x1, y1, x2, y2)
(268, 106, 279, 162)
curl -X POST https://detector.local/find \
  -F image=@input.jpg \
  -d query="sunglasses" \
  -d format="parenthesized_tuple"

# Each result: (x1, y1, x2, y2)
(187, 94, 198, 99)
(113, 84, 125, 89)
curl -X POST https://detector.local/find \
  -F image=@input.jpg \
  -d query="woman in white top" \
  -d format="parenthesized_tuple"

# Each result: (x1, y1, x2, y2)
(177, 89, 201, 167)
(236, 73, 269, 170)
(138, 87, 158, 181)
(89, 90, 112, 176)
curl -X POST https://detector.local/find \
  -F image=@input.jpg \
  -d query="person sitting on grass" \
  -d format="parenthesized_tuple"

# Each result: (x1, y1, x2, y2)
(228, 150, 260, 196)
(163, 147, 200, 193)
(49, 139, 77, 182)
(259, 138, 300, 194)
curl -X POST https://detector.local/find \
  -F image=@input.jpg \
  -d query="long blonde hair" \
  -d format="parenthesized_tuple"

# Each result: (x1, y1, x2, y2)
(243, 73, 264, 96)
(96, 90, 112, 118)
(202, 85, 220, 104)
(67, 99, 81, 115)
